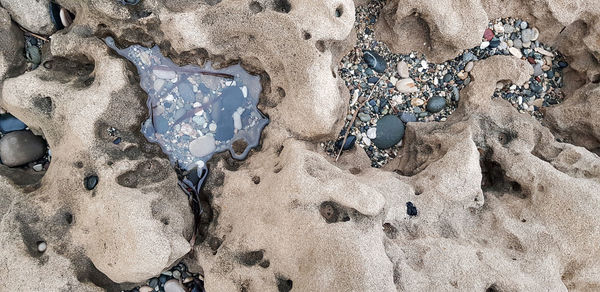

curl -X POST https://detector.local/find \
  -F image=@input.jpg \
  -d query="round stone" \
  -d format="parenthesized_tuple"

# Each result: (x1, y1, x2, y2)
(335, 135, 356, 150)
(483, 28, 494, 41)
(399, 112, 417, 123)
(366, 127, 377, 139)
(139, 286, 153, 292)
(443, 73, 452, 82)
(164, 279, 186, 292)
(372, 115, 405, 149)
(397, 61, 409, 78)
(189, 135, 216, 158)
(363, 50, 386, 73)
(37, 241, 47, 252)
(464, 62, 474, 73)
(84, 175, 99, 190)
(0, 130, 46, 167)
(426, 96, 447, 113)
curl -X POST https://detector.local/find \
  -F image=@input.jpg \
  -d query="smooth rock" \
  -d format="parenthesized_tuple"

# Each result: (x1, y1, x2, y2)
(464, 62, 474, 73)
(406, 202, 418, 216)
(508, 47, 523, 58)
(358, 112, 371, 123)
(0, 130, 45, 167)
(533, 63, 543, 77)
(153, 68, 177, 80)
(139, 286, 153, 292)
(397, 61, 409, 78)
(521, 29, 533, 43)
(164, 279, 186, 292)
(32, 164, 43, 172)
(399, 112, 417, 123)
(189, 135, 216, 158)
(426, 96, 447, 113)
(534, 47, 554, 57)
(513, 39, 523, 49)
(372, 115, 404, 149)
(480, 42, 490, 49)
(531, 27, 539, 41)
(411, 97, 424, 107)
(84, 175, 98, 190)
(443, 73, 452, 82)
(366, 127, 377, 139)
(37, 241, 47, 252)
(483, 28, 494, 41)
(395, 78, 418, 93)
(0, 114, 27, 134)
(363, 50, 386, 73)
(335, 135, 356, 150)
(520, 21, 528, 29)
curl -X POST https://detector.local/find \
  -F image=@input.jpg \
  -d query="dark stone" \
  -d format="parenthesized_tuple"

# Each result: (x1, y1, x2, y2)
(372, 115, 405, 149)
(335, 135, 356, 150)
(0, 114, 27, 134)
(159, 275, 168, 284)
(399, 112, 417, 123)
(119, 0, 140, 4)
(84, 175, 98, 190)
(558, 61, 568, 68)
(113, 137, 122, 145)
(531, 83, 543, 93)
(0, 131, 46, 167)
(367, 77, 379, 84)
(149, 277, 159, 287)
(220, 86, 245, 112)
(426, 96, 447, 113)
(489, 39, 501, 48)
(154, 116, 169, 134)
(443, 73, 453, 82)
(362, 50, 386, 73)
(406, 202, 418, 216)
(214, 116, 235, 141)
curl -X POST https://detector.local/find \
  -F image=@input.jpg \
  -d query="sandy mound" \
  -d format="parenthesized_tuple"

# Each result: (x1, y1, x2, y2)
(0, 0, 599, 291)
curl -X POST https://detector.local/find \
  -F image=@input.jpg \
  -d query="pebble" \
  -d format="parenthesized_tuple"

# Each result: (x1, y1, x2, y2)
(483, 28, 494, 41)
(0, 131, 46, 167)
(358, 112, 371, 122)
(172, 270, 181, 280)
(164, 279, 186, 292)
(399, 112, 417, 123)
(33, 164, 44, 172)
(84, 175, 99, 190)
(0, 114, 27, 134)
(406, 202, 418, 216)
(520, 21, 528, 29)
(366, 127, 377, 139)
(443, 73, 453, 82)
(464, 62, 474, 73)
(480, 42, 490, 49)
(395, 78, 418, 93)
(513, 39, 523, 49)
(189, 135, 216, 158)
(397, 61, 409, 78)
(521, 29, 533, 43)
(508, 47, 523, 58)
(362, 135, 372, 146)
(372, 115, 405, 149)
(493, 23, 504, 33)
(37, 241, 47, 252)
(363, 50, 386, 73)
(535, 47, 554, 57)
(139, 287, 153, 292)
(410, 97, 424, 107)
(531, 27, 539, 41)
(533, 63, 543, 77)
(426, 96, 446, 113)
(335, 135, 356, 150)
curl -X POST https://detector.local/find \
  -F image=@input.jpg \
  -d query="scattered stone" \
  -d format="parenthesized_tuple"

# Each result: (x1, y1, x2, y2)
(363, 50, 386, 73)
(483, 28, 494, 41)
(189, 135, 216, 158)
(513, 39, 523, 49)
(164, 279, 186, 292)
(33, 164, 43, 172)
(508, 47, 523, 58)
(520, 21, 528, 29)
(480, 41, 490, 49)
(37, 241, 47, 253)
(0, 130, 46, 167)
(0, 0, 56, 35)
(397, 61, 409, 78)
(335, 135, 356, 150)
(411, 97, 424, 107)
(399, 112, 417, 123)
(0, 114, 27, 134)
(396, 78, 418, 93)
(535, 47, 554, 57)
(358, 112, 371, 122)
(138, 286, 153, 292)
(406, 202, 418, 216)
(84, 175, 98, 190)
(372, 115, 404, 149)
(366, 127, 377, 139)
(426, 96, 447, 113)
(464, 61, 474, 73)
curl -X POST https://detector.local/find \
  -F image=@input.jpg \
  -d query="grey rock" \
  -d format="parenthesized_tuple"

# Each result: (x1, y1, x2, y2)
(533, 63, 543, 77)
(426, 96, 447, 113)
(358, 112, 371, 122)
(0, 7, 26, 78)
(399, 112, 417, 123)
(521, 29, 533, 43)
(513, 39, 523, 49)
(464, 61, 474, 73)
(164, 279, 186, 292)
(0, 130, 46, 167)
(0, 0, 56, 35)
(372, 115, 404, 149)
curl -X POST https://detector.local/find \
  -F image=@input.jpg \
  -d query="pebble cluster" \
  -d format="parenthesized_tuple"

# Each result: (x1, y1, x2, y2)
(326, 1, 567, 167)
(0, 111, 50, 171)
(124, 262, 205, 292)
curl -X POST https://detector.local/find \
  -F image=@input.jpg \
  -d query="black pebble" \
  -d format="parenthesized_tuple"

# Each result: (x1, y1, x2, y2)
(113, 137, 122, 145)
(406, 202, 418, 216)
(84, 175, 99, 190)
(335, 135, 356, 150)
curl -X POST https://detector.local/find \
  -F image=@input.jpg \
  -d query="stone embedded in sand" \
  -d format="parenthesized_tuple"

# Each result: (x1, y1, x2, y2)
(0, 113, 27, 134)
(396, 78, 418, 93)
(426, 96, 447, 113)
(397, 61, 409, 78)
(0, 0, 56, 35)
(373, 115, 405, 149)
(363, 50, 386, 73)
(0, 130, 46, 167)
(164, 279, 185, 292)
(509, 47, 523, 59)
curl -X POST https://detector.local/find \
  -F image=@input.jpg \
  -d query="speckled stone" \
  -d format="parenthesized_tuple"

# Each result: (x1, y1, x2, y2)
(372, 115, 404, 149)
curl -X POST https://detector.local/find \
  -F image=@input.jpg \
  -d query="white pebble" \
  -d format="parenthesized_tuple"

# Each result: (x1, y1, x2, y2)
(534, 47, 554, 57)
(362, 136, 372, 146)
(397, 61, 410, 78)
(395, 78, 419, 93)
(480, 42, 490, 49)
(508, 47, 523, 58)
(520, 21, 528, 30)
(493, 23, 505, 33)
(139, 286, 153, 292)
(233, 111, 242, 130)
(33, 164, 44, 172)
(465, 62, 474, 73)
(420, 60, 428, 69)
(518, 96, 523, 104)
(153, 69, 177, 80)
(208, 123, 217, 131)
(189, 135, 216, 158)
(240, 86, 248, 98)
(37, 241, 47, 252)
(366, 127, 377, 139)
(164, 279, 186, 292)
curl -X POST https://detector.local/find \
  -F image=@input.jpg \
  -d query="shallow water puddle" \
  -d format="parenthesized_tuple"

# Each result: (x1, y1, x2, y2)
(105, 37, 268, 185)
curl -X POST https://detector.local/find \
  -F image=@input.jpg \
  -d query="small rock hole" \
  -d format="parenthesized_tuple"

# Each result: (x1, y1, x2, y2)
(276, 276, 293, 292)
(335, 5, 343, 17)
(316, 40, 326, 53)
(303, 31, 311, 40)
(273, 0, 291, 13)
(332, 70, 337, 78)
(319, 201, 339, 223)
(276, 87, 286, 98)
(232, 139, 248, 155)
(161, 218, 169, 225)
(65, 213, 73, 224)
(252, 176, 261, 184)
(249, 1, 264, 13)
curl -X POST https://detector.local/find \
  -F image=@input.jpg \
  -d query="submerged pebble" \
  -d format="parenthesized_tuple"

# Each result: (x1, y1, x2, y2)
(0, 130, 46, 167)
